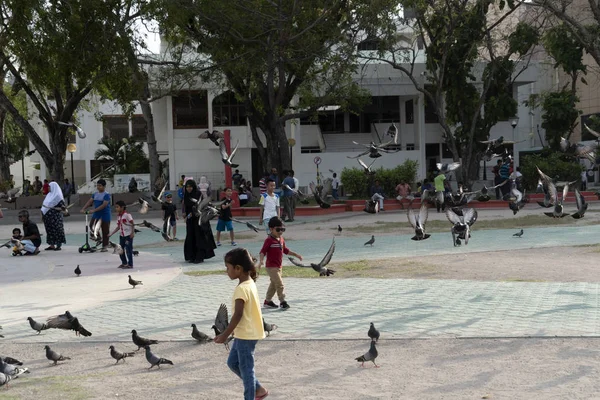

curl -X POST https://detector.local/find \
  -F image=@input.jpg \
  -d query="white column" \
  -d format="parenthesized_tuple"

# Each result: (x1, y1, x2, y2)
(416, 93, 427, 180)
(207, 91, 215, 132)
(399, 98, 406, 149)
(166, 96, 176, 190)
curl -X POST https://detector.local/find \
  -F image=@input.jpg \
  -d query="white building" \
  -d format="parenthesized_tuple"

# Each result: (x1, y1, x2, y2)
(25, 35, 556, 193)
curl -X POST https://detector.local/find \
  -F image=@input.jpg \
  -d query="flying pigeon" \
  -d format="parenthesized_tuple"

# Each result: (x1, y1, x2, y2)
(407, 197, 430, 241)
(348, 129, 400, 159)
(355, 340, 379, 368)
(151, 184, 168, 204)
(309, 181, 331, 209)
(436, 162, 461, 174)
(138, 220, 161, 232)
(145, 345, 173, 370)
(131, 329, 158, 351)
(560, 136, 596, 163)
(90, 219, 102, 241)
(544, 182, 570, 218)
(446, 208, 477, 246)
(191, 324, 213, 343)
(507, 187, 527, 215)
(109, 345, 135, 364)
(571, 189, 588, 219)
(27, 317, 48, 334)
(46, 311, 92, 337)
(74, 265, 81, 276)
(465, 180, 507, 202)
(263, 318, 278, 337)
(44, 345, 71, 365)
(219, 138, 240, 168)
(357, 158, 377, 175)
(364, 235, 375, 246)
(198, 129, 225, 146)
(128, 275, 143, 289)
(136, 198, 151, 214)
(57, 121, 87, 139)
(230, 217, 260, 233)
(288, 238, 336, 276)
(368, 322, 380, 342)
(211, 303, 233, 350)
(513, 229, 524, 238)
(112, 243, 124, 255)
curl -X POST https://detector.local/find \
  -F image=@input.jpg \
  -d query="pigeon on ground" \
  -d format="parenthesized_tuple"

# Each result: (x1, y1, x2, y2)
(198, 129, 224, 147)
(230, 217, 260, 233)
(0, 325, 2, 338)
(288, 238, 336, 276)
(407, 197, 430, 241)
(1, 357, 23, 366)
(46, 311, 92, 337)
(309, 181, 331, 209)
(355, 340, 379, 368)
(57, 121, 87, 139)
(144, 345, 174, 370)
(368, 322, 380, 342)
(74, 265, 81, 277)
(128, 275, 143, 289)
(211, 304, 233, 350)
(571, 189, 588, 219)
(191, 324, 213, 343)
(263, 318, 278, 337)
(131, 329, 158, 351)
(0, 358, 29, 377)
(219, 138, 240, 168)
(364, 235, 375, 246)
(27, 317, 48, 334)
(446, 208, 478, 247)
(513, 229, 524, 238)
(0, 368, 27, 387)
(44, 345, 71, 365)
(109, 345, 135, 364)
(337, 225, 342, 235)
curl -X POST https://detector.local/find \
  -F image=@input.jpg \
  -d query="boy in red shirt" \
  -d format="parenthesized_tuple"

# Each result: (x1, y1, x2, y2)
(258, 216, 302, 310)
(109, 200, 135, 269)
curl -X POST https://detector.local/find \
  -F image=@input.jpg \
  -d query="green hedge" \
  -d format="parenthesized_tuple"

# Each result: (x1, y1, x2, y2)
(341, 159, 418, 198)
(520, 151, 584, 191)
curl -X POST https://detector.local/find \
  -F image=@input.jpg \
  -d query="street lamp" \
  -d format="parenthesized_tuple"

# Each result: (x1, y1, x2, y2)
(22, 149, 37, 189)
(67, 143, 77, 195)
(510, 117, 519, 141)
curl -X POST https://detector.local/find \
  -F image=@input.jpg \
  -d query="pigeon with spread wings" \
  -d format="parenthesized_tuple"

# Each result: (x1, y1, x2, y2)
(212, 304, 233, 350)
(357, 158, 377, 175)
(219, 138, 239, 168)
(571, 189, 588, 219)
(46, 311, 92, 337)
(309, 181, 331, 209)
(407, 196, 431, 241)
(198, 129, 225, 146)
(446, 207, 477, 247)
(230, 217, 260, 233)
(288, 238, 336, 276)
(560, 137, 596, 163)
(347, 125, 400, 159)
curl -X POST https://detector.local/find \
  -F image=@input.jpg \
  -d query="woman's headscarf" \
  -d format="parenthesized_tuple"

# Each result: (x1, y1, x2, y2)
(183, 179, 199, 214)
(41, 182, 64, 215)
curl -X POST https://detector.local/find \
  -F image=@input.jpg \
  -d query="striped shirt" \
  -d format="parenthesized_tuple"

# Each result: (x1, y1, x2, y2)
(259, 178, 267, 195)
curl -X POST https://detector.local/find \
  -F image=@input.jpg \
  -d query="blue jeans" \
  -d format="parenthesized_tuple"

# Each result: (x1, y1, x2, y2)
(227, 338, 262, 400)
(119, 236, 134, 266)
(332, 188, 338, 200)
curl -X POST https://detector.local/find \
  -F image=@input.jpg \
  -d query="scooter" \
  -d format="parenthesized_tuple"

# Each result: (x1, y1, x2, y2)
(78, 212, 97, 253)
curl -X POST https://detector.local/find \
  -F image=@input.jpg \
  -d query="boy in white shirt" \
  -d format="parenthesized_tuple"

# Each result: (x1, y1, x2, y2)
(109, 200, 135, 269)
(258, 179, 280, 234)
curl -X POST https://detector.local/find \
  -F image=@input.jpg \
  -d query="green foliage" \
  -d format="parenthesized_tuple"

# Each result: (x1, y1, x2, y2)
(540, 89, 581, 150)
(520, 151, 583, 191)
(95, 137, 149, 176)
(1, 83, 29, 162)
(341, 159, 418, 198)
(543, 24, 586, 75)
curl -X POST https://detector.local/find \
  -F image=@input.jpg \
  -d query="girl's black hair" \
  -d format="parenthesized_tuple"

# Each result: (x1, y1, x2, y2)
(224, 248, 258, 281)
(268, 216, 284, 228)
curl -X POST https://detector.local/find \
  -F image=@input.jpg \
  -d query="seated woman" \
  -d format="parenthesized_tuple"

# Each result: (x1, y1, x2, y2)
(18, 210, 41, 255)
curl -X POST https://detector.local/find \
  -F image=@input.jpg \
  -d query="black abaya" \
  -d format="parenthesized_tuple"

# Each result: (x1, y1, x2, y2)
(183, 180, 216, 263)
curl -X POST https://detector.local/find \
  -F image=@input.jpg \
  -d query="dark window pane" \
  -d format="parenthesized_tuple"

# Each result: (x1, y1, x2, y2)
(405, 100, 414, 124)
(442, 143, 454, 158)
(103, 116, 129, 141)
(173, 91, 209, 128)
(132, 115, 147, 141)
(212, 91, 246, 127)
(424, 87, 439, 123)
(358, 39, 380, 51)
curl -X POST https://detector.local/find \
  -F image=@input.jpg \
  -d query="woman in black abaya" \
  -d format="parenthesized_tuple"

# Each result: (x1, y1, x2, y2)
(183, 179, 216, 263)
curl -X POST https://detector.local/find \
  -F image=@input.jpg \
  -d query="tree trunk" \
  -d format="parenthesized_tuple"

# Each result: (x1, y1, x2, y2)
(140, 82, 160, 191)
(48, 129, 66, 182)
(0, 109, 11, 183)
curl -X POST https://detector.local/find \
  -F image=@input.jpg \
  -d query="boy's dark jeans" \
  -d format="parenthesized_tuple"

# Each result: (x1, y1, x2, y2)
(119, 235, 134, 266)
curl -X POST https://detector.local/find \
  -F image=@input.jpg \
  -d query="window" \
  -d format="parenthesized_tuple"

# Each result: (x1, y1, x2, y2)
(90, 159, 114, 178)
(213, 91, 246, 126)
(405, 100, 414, 124)
(173, 91, 209, 128)
(103, 116, 129, 142)
(424, 87, 439, 123)
(358, 39, 380, 51)
(442, 143, 454, 158)
(318, 110, 345, 133)
(132, 115, 148, 141)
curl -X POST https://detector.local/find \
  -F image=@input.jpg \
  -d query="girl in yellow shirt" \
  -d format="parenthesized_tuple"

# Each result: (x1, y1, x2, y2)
(216, 248, 269, 400)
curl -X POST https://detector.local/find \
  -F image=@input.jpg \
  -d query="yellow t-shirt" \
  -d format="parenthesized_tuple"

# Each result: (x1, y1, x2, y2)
(232, 279, 265, 340)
